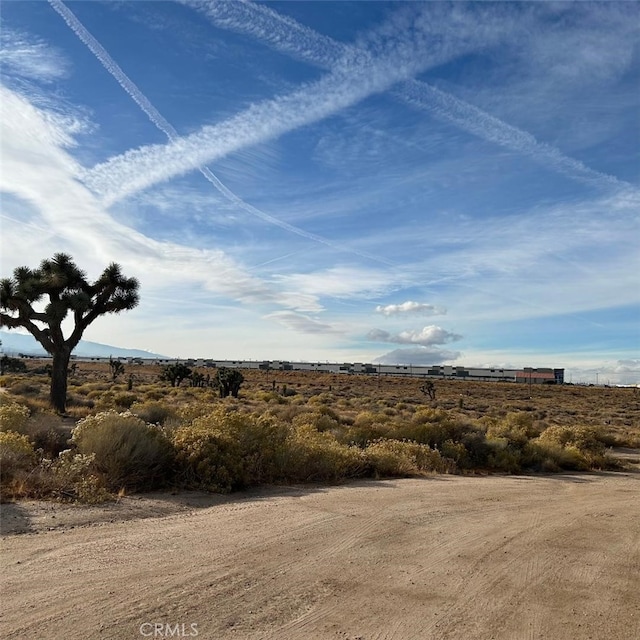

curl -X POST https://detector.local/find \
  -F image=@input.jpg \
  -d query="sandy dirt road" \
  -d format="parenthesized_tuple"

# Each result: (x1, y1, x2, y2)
(1, 471, 639, 640)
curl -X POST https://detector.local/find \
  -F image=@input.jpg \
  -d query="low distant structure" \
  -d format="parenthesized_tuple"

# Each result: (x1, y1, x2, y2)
(56, 355, 565, 384)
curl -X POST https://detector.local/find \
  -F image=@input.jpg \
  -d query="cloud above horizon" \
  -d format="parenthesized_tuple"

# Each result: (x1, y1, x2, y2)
(375, 301, 445, 316)
(367, 325, 462, 347)
(374, 347, 461, 366)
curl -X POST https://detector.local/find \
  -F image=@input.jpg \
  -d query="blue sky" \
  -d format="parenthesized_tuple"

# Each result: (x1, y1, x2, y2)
(1, 1, 638, 384)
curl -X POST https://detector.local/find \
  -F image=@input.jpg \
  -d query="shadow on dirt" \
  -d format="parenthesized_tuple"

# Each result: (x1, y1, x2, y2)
(0, 502, 33, 536)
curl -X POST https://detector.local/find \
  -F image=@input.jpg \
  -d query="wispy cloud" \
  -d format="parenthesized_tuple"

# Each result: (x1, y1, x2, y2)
(47, 0, 389, 266)
(0, 28, 69, 84)
(81, 2, 506, 204)
(185, 0, 632, 193)
(376, 301, 445, 317)
(263, 311, 342, 336)
(0, 85, 323, 315)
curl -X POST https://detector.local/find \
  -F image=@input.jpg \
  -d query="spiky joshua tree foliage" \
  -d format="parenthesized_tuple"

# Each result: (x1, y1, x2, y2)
(0, 253, 139, 413)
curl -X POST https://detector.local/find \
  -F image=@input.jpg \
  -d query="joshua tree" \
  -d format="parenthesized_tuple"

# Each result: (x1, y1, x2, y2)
(216, 367, 244, 398)
(421, 380, 437, 401)
(159, 363, 192, 387)
(109, 356, 125, 382)
(0, 254, 139, 413)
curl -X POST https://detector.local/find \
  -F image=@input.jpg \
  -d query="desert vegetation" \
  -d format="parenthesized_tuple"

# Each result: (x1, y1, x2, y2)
(0, 253, 139, 412)
(1, 359, 638, 503)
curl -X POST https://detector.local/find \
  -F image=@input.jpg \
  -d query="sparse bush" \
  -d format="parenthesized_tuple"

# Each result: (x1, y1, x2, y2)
(364, 439, 453, 477)
(130, 401, 176, 425)
(112, 392, 138, 410)
(0, 430, 37, 487)
(281, 424, 365, 482)
(31, 451, 111, 503)
(0, 401, 30, 432)
(0, 355, 27, 374)
(9, 380, 40, 396)
(72, 411, 174, 490)
(293, 410, 339, 433)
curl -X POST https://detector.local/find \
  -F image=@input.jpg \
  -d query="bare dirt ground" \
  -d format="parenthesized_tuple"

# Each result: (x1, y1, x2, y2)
(2, 463, 639, 640)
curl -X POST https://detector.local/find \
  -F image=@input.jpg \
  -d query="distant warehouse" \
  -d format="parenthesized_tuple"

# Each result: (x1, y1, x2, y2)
(64, 356, 564, 384)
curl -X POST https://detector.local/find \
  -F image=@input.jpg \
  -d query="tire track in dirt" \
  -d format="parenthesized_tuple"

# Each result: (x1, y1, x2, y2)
(2, 474, 639, 640)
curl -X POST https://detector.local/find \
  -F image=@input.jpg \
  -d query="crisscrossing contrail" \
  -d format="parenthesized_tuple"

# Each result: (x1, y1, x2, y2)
(47, 0, 393, 266)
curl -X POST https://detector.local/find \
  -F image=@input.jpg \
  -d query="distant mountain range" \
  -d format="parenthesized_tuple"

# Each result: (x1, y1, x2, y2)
(0, 330, 167, 360)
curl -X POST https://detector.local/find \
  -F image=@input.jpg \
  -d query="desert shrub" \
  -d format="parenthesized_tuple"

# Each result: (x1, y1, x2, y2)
(281, 424, 365, 482)
(175, 402, 220, 425)
(523, 440, 588, 471)
(485, 438, 523, 473)
(112, 392, 138, 410)
(71, 411, 174, 491)
(130, 401, 176, 425)
(484, 412, 543, 446)
(256, 391, 287, 404)
(0, 430, 37, 486)
(308, 393, 336, 406)
(531, 425, 611, 470)
(264, 404, 306, 424)
(364, 439, 454, 477)
(354, 411, 390, 428)
(172, 408, 290, 492)
(315, 404, 341, 421)
(457, 429, 492, 468)
(439, 440, 468, 467)
(0, 355, 27, 374)
(9, 380, 40, 396)
(340, 420, 394, 447)
(66, 395, 95, 409)
(28, 451, 111, 503)
(0, 401, 30, 432)
(33, 428, 70, 458)
(144, 388, 165, 401)
(292, 410, 339, 433)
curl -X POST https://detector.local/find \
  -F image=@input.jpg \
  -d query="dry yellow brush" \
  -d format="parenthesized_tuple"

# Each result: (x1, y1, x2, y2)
(0, 385, 628, 504)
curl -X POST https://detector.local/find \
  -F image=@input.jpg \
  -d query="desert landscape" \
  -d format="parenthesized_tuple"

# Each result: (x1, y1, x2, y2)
(1, 363, 640, 639)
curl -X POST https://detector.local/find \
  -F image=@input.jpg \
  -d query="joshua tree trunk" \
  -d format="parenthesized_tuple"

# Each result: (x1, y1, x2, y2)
(50, 347, 72, 413)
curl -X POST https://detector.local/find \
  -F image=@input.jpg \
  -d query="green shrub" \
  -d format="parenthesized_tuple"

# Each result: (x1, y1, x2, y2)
(0, 401, 30, 433)
(72, 411, 174, 490)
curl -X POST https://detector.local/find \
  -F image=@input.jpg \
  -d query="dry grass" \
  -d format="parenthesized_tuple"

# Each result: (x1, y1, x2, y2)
(0, 360, 637, 502)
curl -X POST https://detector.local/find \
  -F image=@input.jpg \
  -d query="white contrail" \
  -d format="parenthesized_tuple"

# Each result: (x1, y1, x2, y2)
(185, 0, 630, 193)
(79, 1, 502, 204)
(47, 0, 391, 265)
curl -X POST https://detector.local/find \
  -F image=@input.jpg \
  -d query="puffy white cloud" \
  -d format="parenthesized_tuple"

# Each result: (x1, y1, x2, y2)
(367, 325, 462, 347)
(375, 301, 445, 316)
